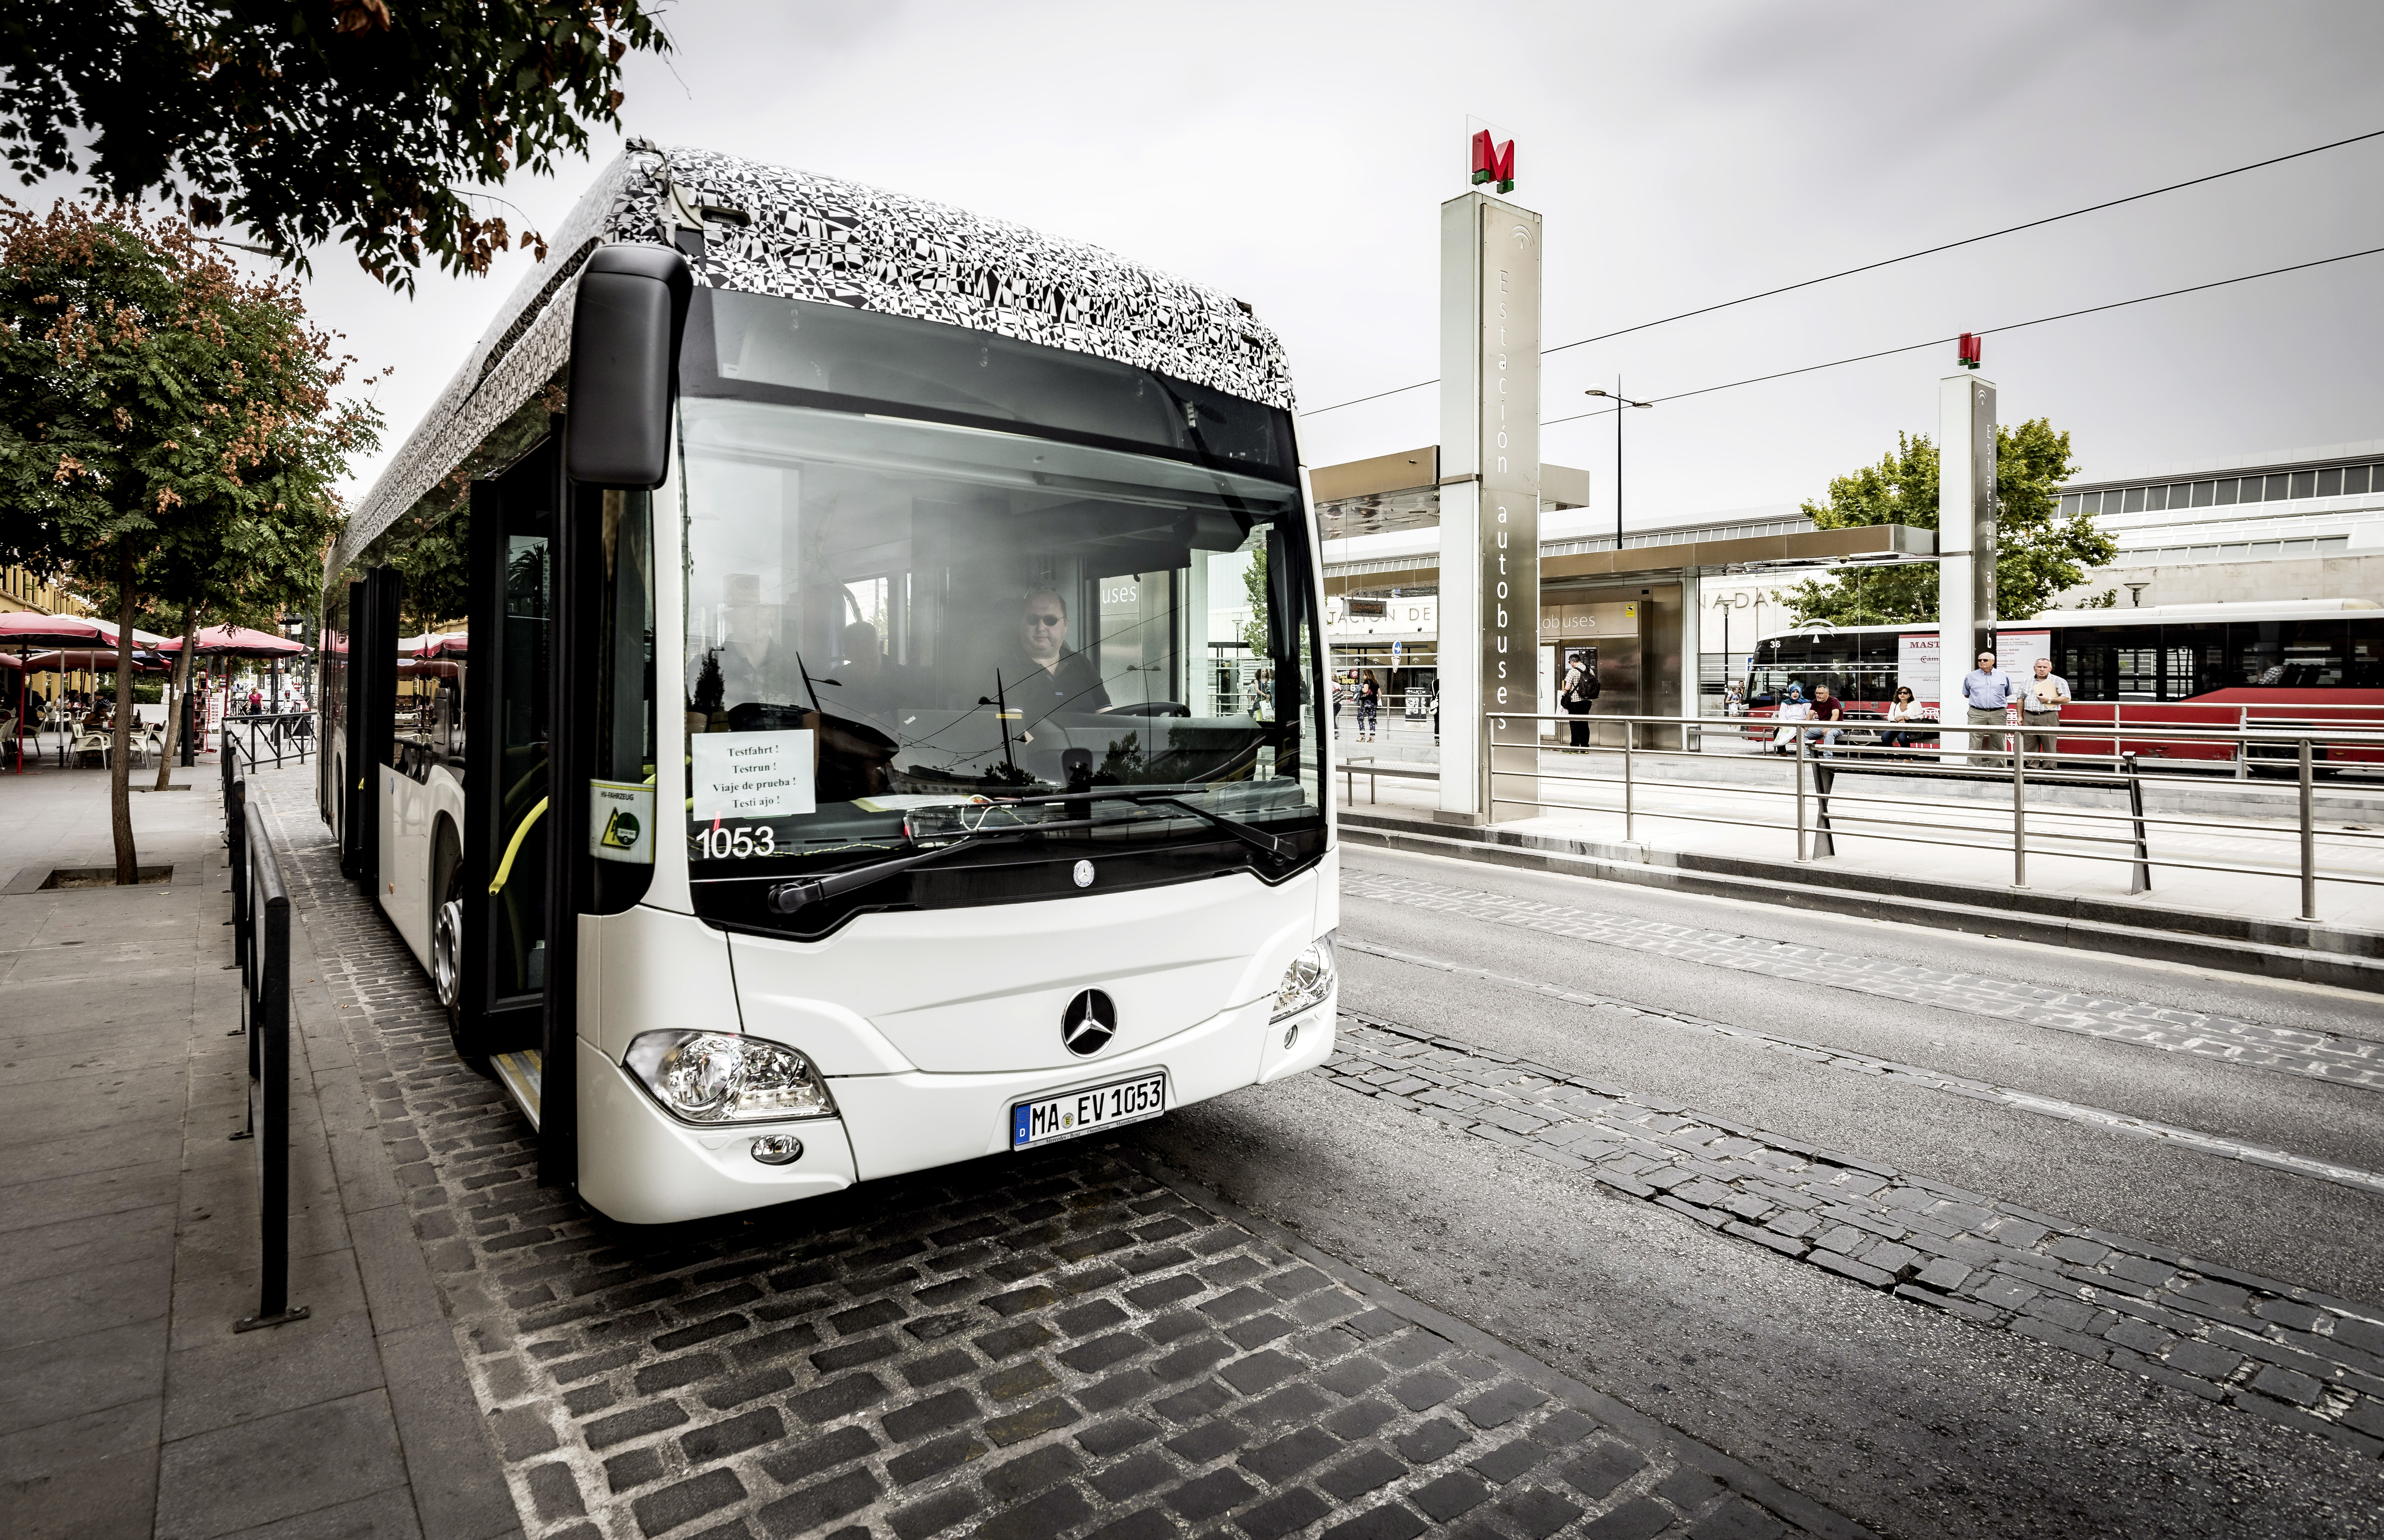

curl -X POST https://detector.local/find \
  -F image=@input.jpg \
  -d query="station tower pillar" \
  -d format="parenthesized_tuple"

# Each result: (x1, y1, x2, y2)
(1436, 186, 1543, 822)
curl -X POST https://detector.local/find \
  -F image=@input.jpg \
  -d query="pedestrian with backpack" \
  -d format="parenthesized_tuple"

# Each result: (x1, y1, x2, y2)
(1560, 651, 1596, 747)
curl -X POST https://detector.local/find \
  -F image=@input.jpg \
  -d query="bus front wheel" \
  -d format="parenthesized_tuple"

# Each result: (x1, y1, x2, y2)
(430, 822, 483, 1070)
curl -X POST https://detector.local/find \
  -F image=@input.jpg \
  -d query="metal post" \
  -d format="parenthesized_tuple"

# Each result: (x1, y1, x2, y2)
(228, 780, 250, 970)
(233, 801, 307, 1332)
(2012, 737, 2027, 888)
(2300, 738, 2318, 922)
(1794, 729, 1808, 861)
(2123, 751, 2151, 895)
(1622, 718, 1635, 844)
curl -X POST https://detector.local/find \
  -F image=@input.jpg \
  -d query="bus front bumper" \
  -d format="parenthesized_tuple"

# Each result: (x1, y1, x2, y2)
(576, 992, 1334, 1224)
(831, 991, 1335, 1184)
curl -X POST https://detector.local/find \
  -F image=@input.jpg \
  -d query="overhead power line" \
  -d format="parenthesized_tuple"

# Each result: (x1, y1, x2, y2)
(1298, 125, 2384, 418)
(1537, 244, 2384, 427)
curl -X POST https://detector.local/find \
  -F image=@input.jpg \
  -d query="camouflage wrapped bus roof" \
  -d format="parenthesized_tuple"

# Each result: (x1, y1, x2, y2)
(331, 145, 1295, 576)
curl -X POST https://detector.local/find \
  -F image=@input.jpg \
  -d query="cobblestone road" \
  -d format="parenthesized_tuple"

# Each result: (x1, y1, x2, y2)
(1339, 937, 2384, 1198)
(1340, 871, 2384, 1090)
(256, 775, 1862, 1540)
(1321, 1006, 2384, 1458)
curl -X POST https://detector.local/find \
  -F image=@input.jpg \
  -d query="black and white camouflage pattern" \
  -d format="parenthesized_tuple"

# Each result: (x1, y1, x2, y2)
(332, 146, 1293, 575)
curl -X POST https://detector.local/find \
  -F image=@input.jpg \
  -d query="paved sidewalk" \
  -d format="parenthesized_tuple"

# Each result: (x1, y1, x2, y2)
(0, 761, 513, 1539)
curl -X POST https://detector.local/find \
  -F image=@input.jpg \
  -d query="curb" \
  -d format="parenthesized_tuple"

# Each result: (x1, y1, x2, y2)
(1334, 811, 2384, 995)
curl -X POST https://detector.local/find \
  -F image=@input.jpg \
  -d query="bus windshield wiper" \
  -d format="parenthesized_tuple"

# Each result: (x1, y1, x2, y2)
(762, 813, 1116, 913)
(995, 786, 1299, 863)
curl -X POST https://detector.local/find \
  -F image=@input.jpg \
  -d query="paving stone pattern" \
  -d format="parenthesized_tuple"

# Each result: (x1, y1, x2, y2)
(1325, 1009, 2384, 1459)
(1340, 937, 2384, 1199)
(1342, 870, 2384, 1091)
(252, 774, 1839, 1540)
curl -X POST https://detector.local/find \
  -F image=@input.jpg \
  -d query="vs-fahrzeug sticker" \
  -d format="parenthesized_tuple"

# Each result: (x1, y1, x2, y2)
(589, 780, 656, 864)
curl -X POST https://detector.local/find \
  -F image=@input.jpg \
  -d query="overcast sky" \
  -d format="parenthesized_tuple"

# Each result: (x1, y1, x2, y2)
(280, 0, 2383, 531)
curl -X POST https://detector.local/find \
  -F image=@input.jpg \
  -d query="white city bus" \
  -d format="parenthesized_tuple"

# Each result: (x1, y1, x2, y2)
(318, 146, 1337, 1223)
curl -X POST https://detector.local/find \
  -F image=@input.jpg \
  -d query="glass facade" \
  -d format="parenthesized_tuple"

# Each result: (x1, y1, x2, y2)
(2061, 462, 2379, 519)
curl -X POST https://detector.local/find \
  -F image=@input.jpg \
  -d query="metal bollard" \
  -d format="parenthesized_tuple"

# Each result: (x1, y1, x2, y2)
(2012, 739, 2027, 888)
(2300, 739, 2317, 922)
(1622, 719, 1635, 844)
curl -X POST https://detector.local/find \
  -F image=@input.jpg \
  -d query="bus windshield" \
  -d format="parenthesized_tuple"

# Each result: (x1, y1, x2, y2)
(679, 395, 1324, 886)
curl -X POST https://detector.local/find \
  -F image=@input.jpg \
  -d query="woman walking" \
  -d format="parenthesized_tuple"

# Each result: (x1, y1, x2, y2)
(1357, 673, 1380, 743)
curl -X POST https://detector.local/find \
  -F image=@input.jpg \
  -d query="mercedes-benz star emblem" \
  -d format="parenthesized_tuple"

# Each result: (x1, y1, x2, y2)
(1062, 988, 1117, 1057)
(1072, 859, 1095, 889)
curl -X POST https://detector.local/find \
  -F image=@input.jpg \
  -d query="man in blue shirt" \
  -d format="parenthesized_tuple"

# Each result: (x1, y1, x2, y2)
(1960, 649, 2015, 766)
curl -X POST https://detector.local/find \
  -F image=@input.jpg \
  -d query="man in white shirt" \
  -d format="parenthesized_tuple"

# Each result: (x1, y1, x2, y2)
(2021, 656, 2071, 769)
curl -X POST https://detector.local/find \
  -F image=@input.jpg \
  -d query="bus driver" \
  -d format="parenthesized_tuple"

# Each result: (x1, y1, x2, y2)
(1005, 586, 1109, 735)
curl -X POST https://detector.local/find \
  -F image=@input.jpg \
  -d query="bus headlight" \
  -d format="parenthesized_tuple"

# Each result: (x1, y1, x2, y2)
(623, 1031, 838, 1124)
(1271, 932, 1337, 1022)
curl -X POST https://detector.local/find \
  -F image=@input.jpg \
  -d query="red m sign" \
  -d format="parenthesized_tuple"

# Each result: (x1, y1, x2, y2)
(1470, 130, 1515, 194)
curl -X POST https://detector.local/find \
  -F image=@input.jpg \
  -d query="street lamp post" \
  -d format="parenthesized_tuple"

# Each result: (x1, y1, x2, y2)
(1585, 381, 1654, 554)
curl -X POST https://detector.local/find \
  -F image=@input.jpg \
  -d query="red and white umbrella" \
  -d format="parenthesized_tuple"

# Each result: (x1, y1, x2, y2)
(22, 649, 171, 673)
(157, 623, 306, 659)
(0, 611, 111, 649)
(86, 618, 176, 649)
(4, 614, 116, 771)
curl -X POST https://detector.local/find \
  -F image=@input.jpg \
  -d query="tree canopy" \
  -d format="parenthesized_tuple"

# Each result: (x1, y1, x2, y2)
(0, 200, 379, 876)
(0, 2, 669, 289)
(1782, 417, 2117, 627)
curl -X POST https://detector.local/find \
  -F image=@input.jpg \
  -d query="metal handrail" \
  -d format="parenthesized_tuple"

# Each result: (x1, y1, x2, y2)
(223, 753, 308, 1332)
(1459, 709, 2384, 922)
(1497, 760, 2384, 844)
(221, 709, 314, 771)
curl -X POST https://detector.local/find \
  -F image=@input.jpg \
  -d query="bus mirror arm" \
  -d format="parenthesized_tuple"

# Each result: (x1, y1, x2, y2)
(563, 244, 695, 489)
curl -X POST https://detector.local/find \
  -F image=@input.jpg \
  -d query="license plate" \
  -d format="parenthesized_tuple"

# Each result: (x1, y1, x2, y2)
(1012, 1072, 1167, 1151)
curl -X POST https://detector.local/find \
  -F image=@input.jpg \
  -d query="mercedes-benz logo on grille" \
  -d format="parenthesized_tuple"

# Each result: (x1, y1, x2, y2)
(1062, 989, 1117, 1057)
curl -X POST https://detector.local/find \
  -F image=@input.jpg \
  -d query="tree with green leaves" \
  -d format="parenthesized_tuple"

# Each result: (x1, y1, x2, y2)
(1782, 417, 2117, 627)
(0, 1, 669, 289)
(0, 201, 379, 880)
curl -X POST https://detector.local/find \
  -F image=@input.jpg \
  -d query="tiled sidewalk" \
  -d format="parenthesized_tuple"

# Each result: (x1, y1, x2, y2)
(0, 761, 513, 1539)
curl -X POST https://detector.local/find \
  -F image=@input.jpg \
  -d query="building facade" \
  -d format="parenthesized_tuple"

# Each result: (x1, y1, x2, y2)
(2047, 441, 2384, 610)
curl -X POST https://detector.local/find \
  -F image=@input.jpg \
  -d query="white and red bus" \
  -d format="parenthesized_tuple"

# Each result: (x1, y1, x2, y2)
(1744, 599, 2384, 768)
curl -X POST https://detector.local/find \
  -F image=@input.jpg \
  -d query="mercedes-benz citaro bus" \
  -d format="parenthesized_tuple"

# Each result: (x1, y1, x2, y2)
(317, 145, 1337, 1223)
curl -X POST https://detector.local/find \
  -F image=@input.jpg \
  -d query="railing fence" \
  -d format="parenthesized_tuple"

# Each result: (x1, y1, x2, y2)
(1441, 711, 2384, 924)
(223, 731, 308, 1332)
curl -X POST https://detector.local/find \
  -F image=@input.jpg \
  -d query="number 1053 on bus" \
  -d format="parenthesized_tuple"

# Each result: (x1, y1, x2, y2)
(698, 825, 776, 859)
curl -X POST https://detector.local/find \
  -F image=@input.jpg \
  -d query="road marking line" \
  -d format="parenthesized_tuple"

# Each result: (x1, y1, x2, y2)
(1322, 1006, 2384, 1450)
(1340, 936, 2384, 1199)
(1342, 869, 2384, 1091)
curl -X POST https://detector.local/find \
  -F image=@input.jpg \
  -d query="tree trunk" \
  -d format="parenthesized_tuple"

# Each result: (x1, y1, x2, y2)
(110, 551, 140, 885)
(155, 603, 197, 791)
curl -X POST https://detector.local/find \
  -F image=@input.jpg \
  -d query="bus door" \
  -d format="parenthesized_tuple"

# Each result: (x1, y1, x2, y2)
(460, 440, 556, 1088)
(536, 474, 659, 1186)
(340, 569, 399, 884)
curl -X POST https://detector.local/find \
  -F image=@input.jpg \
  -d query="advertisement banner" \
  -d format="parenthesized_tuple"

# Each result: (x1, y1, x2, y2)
(1992, 629, 2052, 682)
(1896, 633, 1940, 709)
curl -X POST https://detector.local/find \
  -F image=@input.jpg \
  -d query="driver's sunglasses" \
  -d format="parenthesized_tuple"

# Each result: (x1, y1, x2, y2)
(1028, 612, 1064, 628)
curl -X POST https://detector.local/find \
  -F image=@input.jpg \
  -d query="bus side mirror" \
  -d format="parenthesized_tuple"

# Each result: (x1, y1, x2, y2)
(564, 244, 694, 489)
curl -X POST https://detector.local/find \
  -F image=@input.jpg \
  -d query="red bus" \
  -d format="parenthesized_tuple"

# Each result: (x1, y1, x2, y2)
(1744, 599, 2384, 769)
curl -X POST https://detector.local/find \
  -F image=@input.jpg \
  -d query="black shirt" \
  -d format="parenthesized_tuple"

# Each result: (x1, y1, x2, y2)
(1000, 648, 1110, 730)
